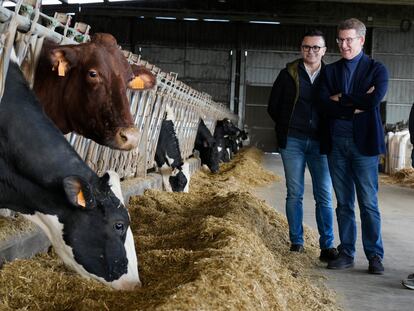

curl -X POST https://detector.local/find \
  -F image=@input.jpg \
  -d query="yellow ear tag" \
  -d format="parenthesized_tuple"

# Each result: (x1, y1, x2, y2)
(129, 76, 145, 89)
(58, 60, 66, 77)
(77, 191, 86, 208)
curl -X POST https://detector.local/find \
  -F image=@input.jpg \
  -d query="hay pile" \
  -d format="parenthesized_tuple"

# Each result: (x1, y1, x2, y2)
(0, 214, 36, 243)
(379, 168, 414, 188)
(193, 147, 281, 195)
(0, 147, 339, 311)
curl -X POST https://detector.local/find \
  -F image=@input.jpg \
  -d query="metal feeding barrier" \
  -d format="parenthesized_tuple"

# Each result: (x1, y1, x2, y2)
(0, 0, 237, 179)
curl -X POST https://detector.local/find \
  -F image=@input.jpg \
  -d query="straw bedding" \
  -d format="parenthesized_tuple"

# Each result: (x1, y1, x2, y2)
(0, 147, 340, 311)
(379, 168, 414, 188)
(0, 214, 36, 243)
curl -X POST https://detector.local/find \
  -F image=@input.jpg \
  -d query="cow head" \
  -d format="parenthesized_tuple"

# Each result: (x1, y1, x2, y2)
(221, 118, 240, 136)
(45, 33, 156, 150)
(169, 168, 188, 192)
(24, 171, 140, 290)
(201, 142, 220, 173)
(159, 165, 189, 193)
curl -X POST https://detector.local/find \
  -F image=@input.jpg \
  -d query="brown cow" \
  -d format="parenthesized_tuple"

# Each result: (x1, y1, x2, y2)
(34, 33, 156, 150)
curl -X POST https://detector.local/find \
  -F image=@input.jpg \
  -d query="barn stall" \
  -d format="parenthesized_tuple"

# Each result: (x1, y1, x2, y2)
(0, 1, 345, 310)
(2, 0, 414, 310)
(0, 0, 236, 263)
(0, 148, 341, 310)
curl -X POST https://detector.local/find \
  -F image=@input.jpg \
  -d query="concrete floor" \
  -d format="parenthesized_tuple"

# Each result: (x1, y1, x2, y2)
(254, 153, 414, 311)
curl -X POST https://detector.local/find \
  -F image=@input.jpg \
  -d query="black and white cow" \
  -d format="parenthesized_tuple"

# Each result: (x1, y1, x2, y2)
(154, 106, 189, 192)
(194, 119, 220, 173)
(214, 118, 241, 162)
(237, 130, 249, 149)
(0, 57, 139, 290)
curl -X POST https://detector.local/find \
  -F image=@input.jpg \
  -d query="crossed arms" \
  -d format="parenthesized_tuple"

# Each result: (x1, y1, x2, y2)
(319, 62, 388, 119)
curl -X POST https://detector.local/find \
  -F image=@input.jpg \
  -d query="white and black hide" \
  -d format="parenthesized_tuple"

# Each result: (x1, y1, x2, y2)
(0, 58, 139, 291)
(154, 106, 189, 192)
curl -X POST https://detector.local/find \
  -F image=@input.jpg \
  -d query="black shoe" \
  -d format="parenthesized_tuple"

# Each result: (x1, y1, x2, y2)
(402, 278, 414, 290)
(290, 244, 304, 253)
(319, 248, 339, 262)
(368, 255, 384, 275)
(327, 252, 354, 270)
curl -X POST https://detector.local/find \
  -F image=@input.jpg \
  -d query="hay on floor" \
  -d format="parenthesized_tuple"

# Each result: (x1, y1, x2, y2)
(379, 168, 414, 188)
(0, 147, 339, 311)
(0, 214, 36, 243)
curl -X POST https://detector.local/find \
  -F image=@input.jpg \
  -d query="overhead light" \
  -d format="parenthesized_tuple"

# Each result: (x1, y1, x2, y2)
(107, 0, 136, 2)
(42, 0, 62, 4)
(203, 18, 230, 23)
(249, 20, 280, 25)
(3, 1, 16, 6)
(183, 17, 198, 21)
(155, 16, 177, 20)
(67, 12, 76, 15)
(68, 0, 103, 3)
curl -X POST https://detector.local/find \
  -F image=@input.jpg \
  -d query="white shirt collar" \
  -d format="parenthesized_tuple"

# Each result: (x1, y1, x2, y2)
(303, 63, 321, 84)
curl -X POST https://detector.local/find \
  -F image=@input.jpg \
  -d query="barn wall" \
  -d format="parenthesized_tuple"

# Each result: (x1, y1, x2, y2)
(138, 46, 232, 104)
(373, 28, 414, 124)
(83, 15, 414, 146)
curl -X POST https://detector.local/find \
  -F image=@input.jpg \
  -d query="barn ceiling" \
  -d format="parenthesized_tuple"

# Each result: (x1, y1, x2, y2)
(37, 0, 414, 29)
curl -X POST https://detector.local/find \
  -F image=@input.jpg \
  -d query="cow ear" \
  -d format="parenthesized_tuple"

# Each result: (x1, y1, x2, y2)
(63, 176, 95, 209)
(128, 64, 156, 90)
(50, 47, 78, 77)
(91, 33, 118, 48)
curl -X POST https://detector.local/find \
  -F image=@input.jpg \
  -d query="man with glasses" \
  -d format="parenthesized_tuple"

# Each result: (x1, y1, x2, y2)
(319, 18, 388, 274)
(268, 29, 338, 262)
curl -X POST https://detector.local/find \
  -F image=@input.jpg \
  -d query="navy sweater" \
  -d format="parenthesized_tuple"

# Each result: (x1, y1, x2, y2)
(319, 53, 389, 156)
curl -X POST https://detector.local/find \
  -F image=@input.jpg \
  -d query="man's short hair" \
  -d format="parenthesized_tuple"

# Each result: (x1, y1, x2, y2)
(302, 29, 326, 46)
(338, 18, 366, 37)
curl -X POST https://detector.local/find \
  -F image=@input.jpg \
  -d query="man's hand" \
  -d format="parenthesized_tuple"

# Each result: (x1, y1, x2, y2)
(330, 93, 341, 102)
(366, 86, 375, 94)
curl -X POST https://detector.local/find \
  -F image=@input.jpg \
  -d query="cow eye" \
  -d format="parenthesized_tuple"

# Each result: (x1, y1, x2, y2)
(113, 222, 125, 234)
(88, 70, 98, 78)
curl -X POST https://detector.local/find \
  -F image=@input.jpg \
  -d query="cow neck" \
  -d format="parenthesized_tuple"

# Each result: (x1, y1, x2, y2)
(33, 42, 73, 133)
(157, 119, 183, 169)
(2, 62, 97, 188)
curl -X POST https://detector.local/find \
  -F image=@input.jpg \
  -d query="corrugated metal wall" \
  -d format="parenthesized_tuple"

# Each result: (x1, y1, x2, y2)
(373, 28, 414, 124)
(138, 46, 232, 103)
(84, 15, 413, 133)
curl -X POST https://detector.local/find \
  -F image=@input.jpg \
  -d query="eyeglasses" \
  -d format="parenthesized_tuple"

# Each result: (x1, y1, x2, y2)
(301, 45, 324, 52)
(336, 37, 360, 45)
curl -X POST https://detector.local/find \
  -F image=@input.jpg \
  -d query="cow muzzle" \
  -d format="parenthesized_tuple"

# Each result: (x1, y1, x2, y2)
(114, 127, 139, 150)
(111, 277, 142, 291)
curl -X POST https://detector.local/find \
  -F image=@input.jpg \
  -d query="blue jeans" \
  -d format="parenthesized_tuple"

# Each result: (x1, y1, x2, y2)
(280, 136, 334, 249)
(328, 136, 384, 260)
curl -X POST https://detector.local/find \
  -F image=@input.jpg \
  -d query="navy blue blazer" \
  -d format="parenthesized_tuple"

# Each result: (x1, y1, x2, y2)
(319, 53, 388, 156)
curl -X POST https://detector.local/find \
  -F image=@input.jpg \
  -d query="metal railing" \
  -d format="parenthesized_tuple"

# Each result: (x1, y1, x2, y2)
(0, 1, 238, 179)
